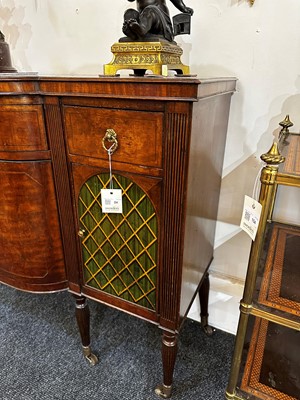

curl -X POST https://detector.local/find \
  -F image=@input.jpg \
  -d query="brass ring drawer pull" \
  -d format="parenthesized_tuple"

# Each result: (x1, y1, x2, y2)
(102, 129, 118, 154)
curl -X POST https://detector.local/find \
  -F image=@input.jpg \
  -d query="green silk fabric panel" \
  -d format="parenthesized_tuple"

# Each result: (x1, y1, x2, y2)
(78, 173, 157, 310)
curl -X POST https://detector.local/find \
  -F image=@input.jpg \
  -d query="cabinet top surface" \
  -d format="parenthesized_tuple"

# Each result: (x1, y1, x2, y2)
(0, 73, 236, 101)
(0, 73, 236, 82)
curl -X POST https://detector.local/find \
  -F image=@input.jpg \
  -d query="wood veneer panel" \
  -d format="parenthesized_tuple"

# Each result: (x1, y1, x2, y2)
(180, 91, 233, 318)
(43, 100, 81, 292)
(159, 102, 192, 330)
(0, 104, 48, 151)
(63, 106, 163, 168)
(0, 161, 66, 291)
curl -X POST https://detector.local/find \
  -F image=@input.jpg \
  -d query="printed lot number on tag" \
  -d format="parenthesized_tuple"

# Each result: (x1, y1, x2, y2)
(240, 195, 262, 241)
(101, 189, 123, 214)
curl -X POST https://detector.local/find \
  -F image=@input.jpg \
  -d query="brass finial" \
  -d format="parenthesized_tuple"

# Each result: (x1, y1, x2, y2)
(260, 142, 285, 165)
(279, 115, 293, 141)
(249, 0, 255, 5)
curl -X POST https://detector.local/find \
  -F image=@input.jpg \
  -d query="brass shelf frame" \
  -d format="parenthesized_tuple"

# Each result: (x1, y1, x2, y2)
(226, 119, 300, 400)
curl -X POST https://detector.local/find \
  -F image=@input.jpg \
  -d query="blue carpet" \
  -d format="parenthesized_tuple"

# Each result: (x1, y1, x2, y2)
(0, 284, 234, 400)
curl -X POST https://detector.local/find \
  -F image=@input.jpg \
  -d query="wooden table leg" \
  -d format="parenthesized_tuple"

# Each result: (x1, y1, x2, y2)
(155, 330, 178, 398)
(73, 294, 98, 366)
(199, 272, 215, 336)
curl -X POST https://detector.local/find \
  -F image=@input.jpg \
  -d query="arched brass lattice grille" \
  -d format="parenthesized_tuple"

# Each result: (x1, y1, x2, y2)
(78, 173, 157, 310)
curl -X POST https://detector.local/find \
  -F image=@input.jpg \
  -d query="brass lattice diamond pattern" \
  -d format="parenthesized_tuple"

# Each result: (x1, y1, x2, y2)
(78, 173, 157, 310)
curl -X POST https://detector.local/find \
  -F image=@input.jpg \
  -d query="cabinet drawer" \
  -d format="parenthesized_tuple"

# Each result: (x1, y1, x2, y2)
(63, 106, 163, 168)
(0, 105, 48, 151)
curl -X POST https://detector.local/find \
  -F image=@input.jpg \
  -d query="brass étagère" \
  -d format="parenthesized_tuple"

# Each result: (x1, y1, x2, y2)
(226, 117, 300, 400)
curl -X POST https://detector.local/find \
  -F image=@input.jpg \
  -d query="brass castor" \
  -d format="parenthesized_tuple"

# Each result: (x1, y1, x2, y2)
(82, 345, 99, 366)
(155, 384, 172, 399)
(201, 316, 216, 337)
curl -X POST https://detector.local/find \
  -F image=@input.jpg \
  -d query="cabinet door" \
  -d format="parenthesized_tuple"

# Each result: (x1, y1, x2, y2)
(0, 161, 67, 291)
(72, 164, 161, 322)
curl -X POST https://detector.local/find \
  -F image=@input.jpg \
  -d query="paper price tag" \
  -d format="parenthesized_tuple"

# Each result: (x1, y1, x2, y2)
(240, 195, 262, 241)
(101, 189, 123, 214)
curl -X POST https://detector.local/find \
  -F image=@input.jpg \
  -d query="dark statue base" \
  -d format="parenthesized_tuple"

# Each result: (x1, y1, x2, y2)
(103, 41, 190, 76)
(0, 40, 17, 73)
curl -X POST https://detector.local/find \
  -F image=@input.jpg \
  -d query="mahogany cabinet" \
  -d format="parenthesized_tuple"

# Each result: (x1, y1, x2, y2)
(0, 88, 67, 292)
(0, 75, 235, 397)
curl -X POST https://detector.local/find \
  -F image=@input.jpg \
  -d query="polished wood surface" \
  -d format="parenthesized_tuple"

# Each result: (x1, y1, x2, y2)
(181, 87, 233, 320)
(0, 75, 235, 397)
(0, 161, 66, 291)
(0, 104, 47, 151)
(63, 105, 163, 168)
(0, 88, 67, 292)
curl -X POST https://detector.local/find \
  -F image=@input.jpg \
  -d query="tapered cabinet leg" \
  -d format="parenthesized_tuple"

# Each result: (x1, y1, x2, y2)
(199, 272, 215, 336)
(73, 295, 98, 366)
(155, 331, 178, 398)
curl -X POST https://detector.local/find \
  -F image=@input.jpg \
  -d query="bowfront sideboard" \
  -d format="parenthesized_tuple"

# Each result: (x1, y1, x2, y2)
(0, 75, 235, 398)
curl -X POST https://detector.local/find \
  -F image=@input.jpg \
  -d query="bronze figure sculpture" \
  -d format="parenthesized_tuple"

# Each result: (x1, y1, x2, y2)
(121, 0, 193, 42)
(104, 0, 193, 75)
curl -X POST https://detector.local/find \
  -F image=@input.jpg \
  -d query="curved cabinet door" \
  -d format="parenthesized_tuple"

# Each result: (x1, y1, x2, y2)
(0, 161, 67, 292)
